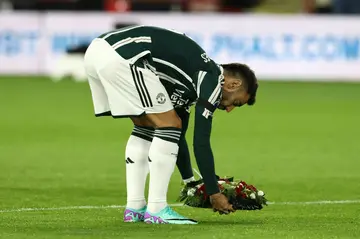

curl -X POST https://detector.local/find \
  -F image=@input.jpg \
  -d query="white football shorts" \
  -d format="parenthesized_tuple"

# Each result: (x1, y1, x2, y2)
(83, 38, 173, 118)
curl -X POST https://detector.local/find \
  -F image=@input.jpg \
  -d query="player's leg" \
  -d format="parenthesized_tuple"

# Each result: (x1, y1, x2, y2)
(123, 116, 154, 222)
(144, 109, 182, 211)
(135, 109, 195, 185)
(142, 111, 196, 224)
(118, 65, 195, 223)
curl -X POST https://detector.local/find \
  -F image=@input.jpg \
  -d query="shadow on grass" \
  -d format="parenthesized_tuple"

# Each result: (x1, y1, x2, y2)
(196, 219, 264, 225)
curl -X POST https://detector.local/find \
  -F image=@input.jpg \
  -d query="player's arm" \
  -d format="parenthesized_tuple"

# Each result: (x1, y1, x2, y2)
(193, 72, 221, 195)
(175, 108, 194, 180)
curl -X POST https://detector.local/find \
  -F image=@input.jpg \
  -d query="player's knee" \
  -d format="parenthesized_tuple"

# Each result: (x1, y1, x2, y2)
(156, 114, 182, 129)
(146, 110, 182, 129)
(130, 116, 153, 128)
(171, 115, 182, 129)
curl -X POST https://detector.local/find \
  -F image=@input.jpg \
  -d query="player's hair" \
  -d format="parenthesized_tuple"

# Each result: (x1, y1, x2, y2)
(221, 63, 258, 105)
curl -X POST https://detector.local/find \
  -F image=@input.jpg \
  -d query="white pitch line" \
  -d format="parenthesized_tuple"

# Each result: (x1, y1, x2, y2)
(0, 204, 183, 213)
(1, 200, 360, 213)
(268, 200, 360, 205)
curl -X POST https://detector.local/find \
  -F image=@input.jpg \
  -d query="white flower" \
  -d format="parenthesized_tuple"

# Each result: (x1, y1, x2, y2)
(250, 193, 256, 199)
(187, 188, 196, 197)
(218, 180, 226, 185)
(257, 190, 264, 197)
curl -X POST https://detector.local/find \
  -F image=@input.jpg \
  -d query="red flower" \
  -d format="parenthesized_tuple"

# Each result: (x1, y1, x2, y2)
(198, 184, 206, 192)
(240, 192, 247, 199)
(197, 184, 208, 199)
(247, 185, 257, 191)
(240, 181, 248, 187)
(235, 186, 243, 195)
(237, 182, 244, 190)
(203, 194, 208, 200)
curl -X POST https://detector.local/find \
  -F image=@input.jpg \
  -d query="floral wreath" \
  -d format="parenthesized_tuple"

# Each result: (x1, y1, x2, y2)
(178, 175, 267, 210)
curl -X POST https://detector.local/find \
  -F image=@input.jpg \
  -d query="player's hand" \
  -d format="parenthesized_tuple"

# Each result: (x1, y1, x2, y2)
(209, 193, 235, 215)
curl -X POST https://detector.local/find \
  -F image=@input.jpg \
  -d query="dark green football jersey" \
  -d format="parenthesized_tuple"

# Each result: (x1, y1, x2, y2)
(99, 25, 224, 115)
(99, 25, 223, 194)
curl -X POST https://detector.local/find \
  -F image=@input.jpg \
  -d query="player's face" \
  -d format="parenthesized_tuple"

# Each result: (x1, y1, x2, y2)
(218, 77, 250, 112)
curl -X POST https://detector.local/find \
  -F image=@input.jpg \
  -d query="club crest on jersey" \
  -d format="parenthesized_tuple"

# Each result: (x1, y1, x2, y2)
(156, 93, 166, 104)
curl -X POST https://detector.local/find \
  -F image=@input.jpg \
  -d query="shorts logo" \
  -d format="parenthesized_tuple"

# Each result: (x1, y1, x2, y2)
(156, 93, 166, 104)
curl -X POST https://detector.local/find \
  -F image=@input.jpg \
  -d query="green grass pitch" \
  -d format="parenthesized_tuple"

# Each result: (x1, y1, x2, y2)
(0, 76, 360, 239)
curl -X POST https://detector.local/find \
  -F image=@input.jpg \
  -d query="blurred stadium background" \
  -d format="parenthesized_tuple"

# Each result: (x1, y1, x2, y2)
(1, 1, 360, 238)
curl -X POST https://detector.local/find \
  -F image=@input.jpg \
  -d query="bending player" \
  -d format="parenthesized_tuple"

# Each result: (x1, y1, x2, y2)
(84, 25, 258, 224)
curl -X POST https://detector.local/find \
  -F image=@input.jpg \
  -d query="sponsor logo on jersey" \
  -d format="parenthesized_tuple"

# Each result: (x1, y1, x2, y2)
(170, 89, 190, 108)
(156, 93, 166, 104)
